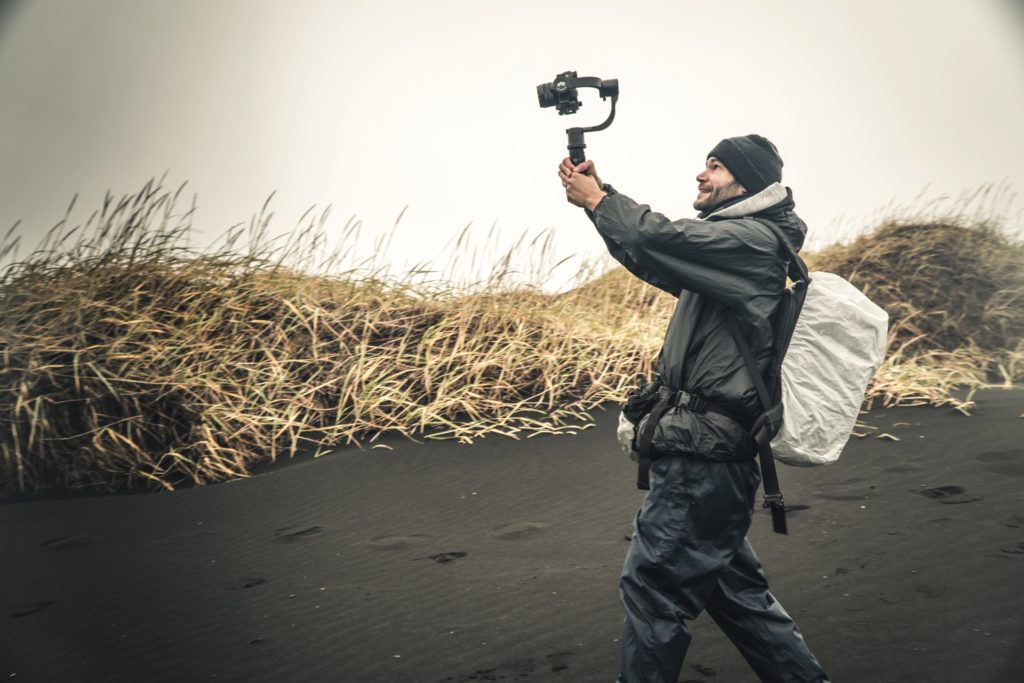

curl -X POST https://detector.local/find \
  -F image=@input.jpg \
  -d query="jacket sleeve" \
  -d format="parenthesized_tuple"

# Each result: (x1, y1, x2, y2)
(585, 186, 680, 296)
(591, 191, 784, 316)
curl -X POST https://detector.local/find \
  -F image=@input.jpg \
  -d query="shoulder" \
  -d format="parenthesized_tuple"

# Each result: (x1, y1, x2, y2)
(703, 216, 781, 252)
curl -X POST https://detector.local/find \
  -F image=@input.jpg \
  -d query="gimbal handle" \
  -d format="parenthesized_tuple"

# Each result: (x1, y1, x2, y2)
(568, 129, 587, 166)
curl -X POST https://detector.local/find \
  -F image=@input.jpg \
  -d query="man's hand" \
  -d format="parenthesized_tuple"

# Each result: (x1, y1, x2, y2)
(559, 158, 603, 188)
(558, 158, 607, 211)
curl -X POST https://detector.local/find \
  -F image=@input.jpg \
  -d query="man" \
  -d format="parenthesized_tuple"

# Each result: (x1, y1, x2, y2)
(558, 135, 829, 683)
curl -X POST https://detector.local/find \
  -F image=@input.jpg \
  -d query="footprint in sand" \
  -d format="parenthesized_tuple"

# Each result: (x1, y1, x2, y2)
(273, 525, 324, 543)
(546, 651, 573, 674)
(227, 577, 267, 591)
(975, 449, 1024, 477)
(917, 485, 979, 505)
(40, 534, 102, 550)
(10, 601, 54, 618)
(999, 541, 1024, 556)
(415, 552, 467, 564)
(493, 522, 548, 541)
(367, 534, 430, 550)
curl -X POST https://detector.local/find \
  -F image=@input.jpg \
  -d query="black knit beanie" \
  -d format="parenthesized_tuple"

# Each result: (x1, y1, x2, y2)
(707, 134, 783, 195)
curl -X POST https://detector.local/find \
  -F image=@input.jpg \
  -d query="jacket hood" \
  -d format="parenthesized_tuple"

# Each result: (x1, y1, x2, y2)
(703, 182, 808, 253)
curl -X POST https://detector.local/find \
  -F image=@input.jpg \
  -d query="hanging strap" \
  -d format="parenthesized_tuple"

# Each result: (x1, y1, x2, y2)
(634, 385, 673, 491)
(728, 315, 788, 535)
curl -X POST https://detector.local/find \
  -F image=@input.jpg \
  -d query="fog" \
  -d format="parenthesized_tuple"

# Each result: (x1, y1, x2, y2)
(2, 0, 1023, 289)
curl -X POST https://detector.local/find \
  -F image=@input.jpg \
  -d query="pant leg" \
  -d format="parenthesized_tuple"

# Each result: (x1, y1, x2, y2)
(618, 455, 761, 683)
(705, 538, 830, 683)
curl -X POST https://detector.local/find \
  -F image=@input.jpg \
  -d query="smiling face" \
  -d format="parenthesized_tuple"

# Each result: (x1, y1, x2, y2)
(693, 156, 747, 212)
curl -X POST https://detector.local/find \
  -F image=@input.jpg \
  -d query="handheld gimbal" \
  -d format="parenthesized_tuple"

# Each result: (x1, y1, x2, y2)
(536, 70, 619, 165)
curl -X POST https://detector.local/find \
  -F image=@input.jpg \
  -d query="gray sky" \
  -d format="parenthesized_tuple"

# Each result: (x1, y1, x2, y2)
(2, 0, 1023, 289)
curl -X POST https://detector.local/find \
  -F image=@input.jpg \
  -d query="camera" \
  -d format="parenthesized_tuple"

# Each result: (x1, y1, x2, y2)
(536, 70, 619, 165)
(537, 71, 584, 115)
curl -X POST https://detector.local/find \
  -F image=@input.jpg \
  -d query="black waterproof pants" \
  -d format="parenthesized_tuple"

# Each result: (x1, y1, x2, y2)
(617, 455, 829, 683)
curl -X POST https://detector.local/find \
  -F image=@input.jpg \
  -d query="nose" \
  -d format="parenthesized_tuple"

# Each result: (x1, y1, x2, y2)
(696, 169, 708, 183)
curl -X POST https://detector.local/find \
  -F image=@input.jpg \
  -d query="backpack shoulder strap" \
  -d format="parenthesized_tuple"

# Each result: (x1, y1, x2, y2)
(729, 219, 802, 537)
(750, 217, 811, 371)
(728, 314, 773, 414)
(751, 218, 810, 286)
(728, 313, 788, 535)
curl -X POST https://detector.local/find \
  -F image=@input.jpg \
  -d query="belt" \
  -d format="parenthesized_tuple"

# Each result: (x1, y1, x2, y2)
(670, 389, 753, 431)
(635, 386, 753, 490)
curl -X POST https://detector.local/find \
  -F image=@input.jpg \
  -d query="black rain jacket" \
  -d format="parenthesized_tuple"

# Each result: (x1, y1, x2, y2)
(589, 182, 807, 461)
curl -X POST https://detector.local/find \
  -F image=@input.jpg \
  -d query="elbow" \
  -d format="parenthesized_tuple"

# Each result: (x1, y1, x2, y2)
(627, 210, 668, 251)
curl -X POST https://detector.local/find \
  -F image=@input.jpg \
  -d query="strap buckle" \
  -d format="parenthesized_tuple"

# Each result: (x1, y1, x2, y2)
(763, 493, 788, 534)
(672, 390, 708, 413)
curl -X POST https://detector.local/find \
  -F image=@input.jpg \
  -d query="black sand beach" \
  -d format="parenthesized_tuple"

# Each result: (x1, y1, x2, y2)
(2, 388, 1023, 682)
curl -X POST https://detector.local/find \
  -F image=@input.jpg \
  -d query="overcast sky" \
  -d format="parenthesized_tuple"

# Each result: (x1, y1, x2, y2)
(2, 0, 1023, 290)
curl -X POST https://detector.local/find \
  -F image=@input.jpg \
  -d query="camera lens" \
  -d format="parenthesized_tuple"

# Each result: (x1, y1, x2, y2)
(537, 83, 557, 108)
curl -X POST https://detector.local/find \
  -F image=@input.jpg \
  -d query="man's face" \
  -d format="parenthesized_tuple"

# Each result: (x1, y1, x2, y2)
(693, 157, 746, 212)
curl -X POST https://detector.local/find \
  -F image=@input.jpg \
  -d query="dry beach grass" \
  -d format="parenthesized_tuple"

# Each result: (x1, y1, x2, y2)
(1, 180, 1021, 496)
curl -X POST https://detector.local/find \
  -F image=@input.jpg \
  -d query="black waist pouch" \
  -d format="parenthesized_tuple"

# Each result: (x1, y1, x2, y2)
(622, 375, 662, 426)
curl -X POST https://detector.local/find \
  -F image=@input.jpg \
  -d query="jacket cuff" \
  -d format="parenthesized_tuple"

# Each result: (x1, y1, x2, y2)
(586, 184, 617, 221)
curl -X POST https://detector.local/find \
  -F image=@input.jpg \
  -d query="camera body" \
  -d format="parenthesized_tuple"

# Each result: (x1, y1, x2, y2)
(537, 70, 584, 115)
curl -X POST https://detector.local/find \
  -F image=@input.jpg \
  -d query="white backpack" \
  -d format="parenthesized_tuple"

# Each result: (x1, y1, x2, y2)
(771, 271, 889, 466)
(728, 223, 888, 533)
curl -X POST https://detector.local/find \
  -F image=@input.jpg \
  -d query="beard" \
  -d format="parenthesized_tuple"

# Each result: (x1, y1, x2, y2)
(693, 181, 744, 212)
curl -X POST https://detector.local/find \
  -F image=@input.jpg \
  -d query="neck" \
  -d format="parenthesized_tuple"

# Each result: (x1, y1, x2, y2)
(699, 193, 749, 218)
(703, 183, 790, 220)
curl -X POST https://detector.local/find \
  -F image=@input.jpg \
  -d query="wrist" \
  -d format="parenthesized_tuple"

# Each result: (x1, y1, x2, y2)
(586, 191, 609, 212)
